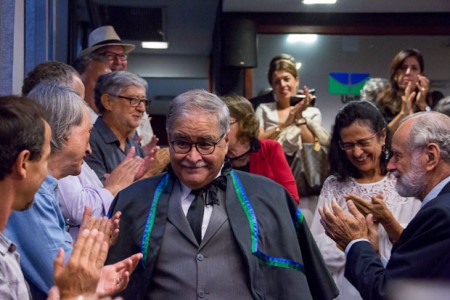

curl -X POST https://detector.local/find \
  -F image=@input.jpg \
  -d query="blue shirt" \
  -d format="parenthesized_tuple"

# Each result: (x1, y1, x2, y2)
(4, 175, 73, 295)
(85, 116, 145, 182)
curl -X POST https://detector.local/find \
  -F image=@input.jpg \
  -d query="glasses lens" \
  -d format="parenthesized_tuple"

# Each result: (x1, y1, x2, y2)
(196, 142, 214, 155)
(173, 141, 191, 154)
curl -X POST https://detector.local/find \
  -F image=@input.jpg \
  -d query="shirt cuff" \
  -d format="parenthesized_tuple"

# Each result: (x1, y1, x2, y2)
(345, 238, 370, 256)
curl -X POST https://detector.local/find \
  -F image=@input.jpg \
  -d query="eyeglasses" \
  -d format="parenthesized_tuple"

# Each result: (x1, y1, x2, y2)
(98, 52, 128, 61)
(110, 94, 150, 108)
(170, 133, 225, 155)
(339, 131, 380, 151)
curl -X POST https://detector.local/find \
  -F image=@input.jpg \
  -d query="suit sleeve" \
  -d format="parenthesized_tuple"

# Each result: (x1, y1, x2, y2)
(345, 241, 387, 300)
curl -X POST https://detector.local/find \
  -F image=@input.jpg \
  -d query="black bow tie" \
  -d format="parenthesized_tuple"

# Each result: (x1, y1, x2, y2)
(168, 158, 232, 206)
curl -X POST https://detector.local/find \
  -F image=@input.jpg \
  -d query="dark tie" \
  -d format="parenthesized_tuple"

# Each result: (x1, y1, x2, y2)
(186, 189, 204, 244)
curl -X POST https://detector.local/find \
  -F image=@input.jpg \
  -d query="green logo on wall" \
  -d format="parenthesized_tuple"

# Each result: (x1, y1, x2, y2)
(328, 73, 370, 95)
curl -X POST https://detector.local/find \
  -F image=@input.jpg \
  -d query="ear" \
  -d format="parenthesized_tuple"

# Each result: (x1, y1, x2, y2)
(12, 150, 31, 179)
(101, 94, 113, 111)
(424, 143, 440, 171)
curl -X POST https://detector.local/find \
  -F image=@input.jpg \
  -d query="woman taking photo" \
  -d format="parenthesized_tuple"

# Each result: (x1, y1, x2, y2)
(255, 54, 320, 144)
(254, 54, 330, 223)
(310, 100, 421, 300)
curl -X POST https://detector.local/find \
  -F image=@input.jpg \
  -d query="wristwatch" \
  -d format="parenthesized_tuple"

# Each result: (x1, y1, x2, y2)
(295, 118, 307, 126)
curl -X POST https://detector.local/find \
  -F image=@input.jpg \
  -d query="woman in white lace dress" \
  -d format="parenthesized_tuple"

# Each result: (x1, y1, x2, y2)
(310, 100, 421, 300)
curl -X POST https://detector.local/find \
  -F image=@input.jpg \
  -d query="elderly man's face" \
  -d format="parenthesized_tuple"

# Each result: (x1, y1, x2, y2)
(57, 106, 93, 178)
(104, 85, 146, 133)
(169, 112, 228, 190)
(95, 45, 128, 71)
(388, 120, 426, 198)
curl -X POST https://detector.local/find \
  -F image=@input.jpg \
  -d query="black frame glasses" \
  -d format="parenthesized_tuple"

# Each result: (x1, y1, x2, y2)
(110, 94, 150, 108)
(339, 130, 380, 151)
(98, 52, 128, 61)
(170, 133, 225, 155)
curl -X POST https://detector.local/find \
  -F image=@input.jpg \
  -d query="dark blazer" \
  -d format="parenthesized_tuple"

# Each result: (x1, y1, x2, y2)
(106, 170, 338, 300)
(345, 181, 450, 300)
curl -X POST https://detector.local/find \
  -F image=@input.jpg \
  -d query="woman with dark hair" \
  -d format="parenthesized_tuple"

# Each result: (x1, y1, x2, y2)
(310, 100, 421, 300)
(374, 48, 429, 133)
(221, 95, 300, 204)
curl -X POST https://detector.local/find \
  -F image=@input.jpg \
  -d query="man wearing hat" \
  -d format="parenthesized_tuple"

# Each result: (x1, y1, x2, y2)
(80, 25, 135, 71)
(81, 25, 154, 145)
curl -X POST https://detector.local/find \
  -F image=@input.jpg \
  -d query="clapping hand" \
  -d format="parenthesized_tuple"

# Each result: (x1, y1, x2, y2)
(52, 229, 108, 299)
(318, 199, 369, 251)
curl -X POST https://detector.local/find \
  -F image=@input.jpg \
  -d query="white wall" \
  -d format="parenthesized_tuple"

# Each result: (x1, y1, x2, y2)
(254, 35, 450, 131)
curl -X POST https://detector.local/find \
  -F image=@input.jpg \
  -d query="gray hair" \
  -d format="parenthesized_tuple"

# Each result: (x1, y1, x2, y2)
(94, 71, 148, 114)
(166, 89, 230, 136)
(360, 77, 389, 101)
(22, 61, 80, 96)
(434, 96, 450, 118)
(403, 111, 450, 163)
(27, 82, 85, 153)
(73, 53, 109, 75)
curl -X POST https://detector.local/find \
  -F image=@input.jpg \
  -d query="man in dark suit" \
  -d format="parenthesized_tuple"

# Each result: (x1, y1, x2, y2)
(106, 89, 338, 299)
(319, 111, 450, 300)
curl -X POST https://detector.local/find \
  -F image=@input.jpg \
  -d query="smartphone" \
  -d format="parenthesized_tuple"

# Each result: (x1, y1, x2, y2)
(290, 95, 305, 106)
(290, 89, 316, 106)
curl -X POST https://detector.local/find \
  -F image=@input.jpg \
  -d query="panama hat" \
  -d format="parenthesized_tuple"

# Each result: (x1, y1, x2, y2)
(80, 25, 135, 56)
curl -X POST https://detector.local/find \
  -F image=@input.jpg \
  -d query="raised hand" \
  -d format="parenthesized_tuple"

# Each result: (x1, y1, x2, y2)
(319, 199, 368, 251)
(415, 74, 430, 110)
(96, 253, 143, 297)
(53, 229, 108, 299)
(104, 146, 143, 196)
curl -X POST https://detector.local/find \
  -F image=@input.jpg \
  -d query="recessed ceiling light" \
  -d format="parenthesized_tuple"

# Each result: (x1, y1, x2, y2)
(141, 42, 169, 49)
(303, 0, 337, 4)
(287, 34, 318, 44)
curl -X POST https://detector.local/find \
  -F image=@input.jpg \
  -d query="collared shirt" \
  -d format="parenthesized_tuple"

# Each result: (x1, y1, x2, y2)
(422, 175, 450, 207)
(178, 168, 222, 240)
(57, 162, 114, 240)
(86, 106, 154, 145)
(178, 182, 213, 240)
(0, 232, 31, 300)
(85, 116, 146, 182)
(5, 175, 73, 295)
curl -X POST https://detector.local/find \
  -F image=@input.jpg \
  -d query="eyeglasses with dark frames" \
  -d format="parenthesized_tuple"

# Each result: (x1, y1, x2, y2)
(170, 133, 225, 155)
(98, 52, 128, 61)
(110, 94, 150, 108)
(339, 130, 380, 151)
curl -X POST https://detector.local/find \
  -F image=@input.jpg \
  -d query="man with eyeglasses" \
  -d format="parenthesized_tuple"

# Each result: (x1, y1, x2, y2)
(80, 25, 154, 146)
(105, 89, 338, 300)
(80, 25, 134, 72)
(85, 71, 159, 183)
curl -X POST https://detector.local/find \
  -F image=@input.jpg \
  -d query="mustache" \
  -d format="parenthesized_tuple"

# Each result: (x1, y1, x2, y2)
(181, 161, 208, 168)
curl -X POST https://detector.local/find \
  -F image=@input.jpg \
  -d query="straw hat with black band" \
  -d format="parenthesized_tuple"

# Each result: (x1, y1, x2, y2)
(80, 25, 135, 56)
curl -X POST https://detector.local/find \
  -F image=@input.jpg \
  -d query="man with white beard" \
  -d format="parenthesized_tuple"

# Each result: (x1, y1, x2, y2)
(319, 111, 450, 300)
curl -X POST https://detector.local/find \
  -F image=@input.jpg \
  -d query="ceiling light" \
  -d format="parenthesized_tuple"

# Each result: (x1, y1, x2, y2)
(296, 62, 302, 70)
(287, 34, 318, 44)
(303, 0, 337, 4)
(141, 42, 169, 49)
